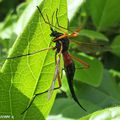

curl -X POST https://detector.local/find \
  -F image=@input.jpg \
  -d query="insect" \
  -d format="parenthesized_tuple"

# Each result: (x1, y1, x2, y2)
(1, 6, 106, 114)
(21, 6, 89, 113)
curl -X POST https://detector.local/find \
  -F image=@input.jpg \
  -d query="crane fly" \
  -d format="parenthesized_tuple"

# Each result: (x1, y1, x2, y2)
(0, 6, 107, 114)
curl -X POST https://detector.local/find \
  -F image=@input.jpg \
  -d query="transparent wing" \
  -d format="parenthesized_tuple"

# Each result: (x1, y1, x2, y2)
(48, 55, 60, 100)
(70, 40, 110, 54)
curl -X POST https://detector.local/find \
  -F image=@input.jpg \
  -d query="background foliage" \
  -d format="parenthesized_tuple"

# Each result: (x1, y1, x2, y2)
(0, 0, 120, 120)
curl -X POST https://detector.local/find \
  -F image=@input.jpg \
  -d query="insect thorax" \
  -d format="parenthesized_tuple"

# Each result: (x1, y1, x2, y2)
(50, 30, 69, 53)
(56, 37, 69, 53)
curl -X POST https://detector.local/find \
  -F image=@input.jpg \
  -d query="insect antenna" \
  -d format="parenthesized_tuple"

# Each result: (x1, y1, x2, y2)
(56, 9, 75, 33)
(36, 6, 71, 33)
(46, 14, 54, 32)
(36, 6, 62, 32)
(52, 11, 55, 26)
(56, 9, 68, 31)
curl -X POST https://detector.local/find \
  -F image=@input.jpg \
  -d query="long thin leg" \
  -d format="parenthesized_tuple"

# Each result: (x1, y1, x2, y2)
(48, 55, 61, 99)
(69, 54, 89, 69)
(60, 68, 64, 79)
(21, 43, 63, 114)
(21, 86, 61, 114)
(2, 46, 55, 60)
(48, 42, 63, 99)
(21, 57, 61, 114)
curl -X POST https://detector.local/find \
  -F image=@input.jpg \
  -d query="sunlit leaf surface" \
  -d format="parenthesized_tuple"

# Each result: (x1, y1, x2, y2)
(0, 0, 67, 119)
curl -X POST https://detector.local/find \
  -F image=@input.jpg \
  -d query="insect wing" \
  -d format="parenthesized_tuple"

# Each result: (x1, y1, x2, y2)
(70, 40, 110, 53)
(48, 56, 60, 100)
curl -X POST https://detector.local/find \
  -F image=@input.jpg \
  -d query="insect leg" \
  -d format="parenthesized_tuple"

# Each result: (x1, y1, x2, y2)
(21, 55, 61, 114)
(3, 46, 55, 60)
(48, 54, 61, 99)
(21, 85, 61, 114)
(69, 54, 89, 69)
(21, 43, 63, 114)
(60, 68, 65, 79)
(48, 42, 63, 99)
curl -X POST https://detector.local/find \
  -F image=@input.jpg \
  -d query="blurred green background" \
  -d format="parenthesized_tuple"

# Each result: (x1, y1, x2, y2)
(0, 0, 28, 61)
(0, 0, 120, 120)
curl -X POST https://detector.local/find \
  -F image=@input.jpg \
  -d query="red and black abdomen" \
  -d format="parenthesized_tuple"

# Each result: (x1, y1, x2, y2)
(63, 51, 75, 85)
(63, 52, 76, 97)
(63, 52, 86, 110)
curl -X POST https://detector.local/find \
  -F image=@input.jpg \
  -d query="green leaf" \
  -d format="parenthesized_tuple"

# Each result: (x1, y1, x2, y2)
(60, 70, 120, 119)
(75, 70, 120, 111)
(15, 0, 40, 35)
(74, 54, 103, 87)
(111, 35, 120, 57)
(79, 29, 109, 41)
(88, 0, 120, 30)
(0, 0, 67, 119)
(0, 12, 17, 40)
(109, 69, 120, 78)
(79, 107, 120, 120)
(48, 98, 101, 120)
(98, 70, 120, 101)
(16, 2, 29, 17)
